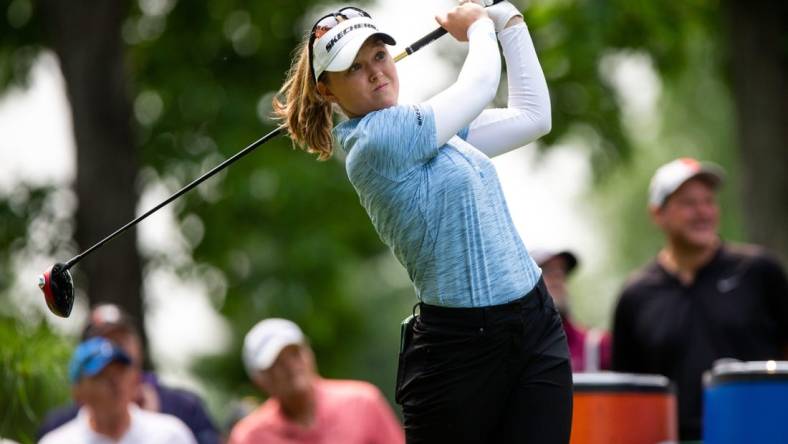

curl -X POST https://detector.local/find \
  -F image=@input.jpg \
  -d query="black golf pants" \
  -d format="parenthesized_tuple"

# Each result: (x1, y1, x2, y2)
(396, 279, 573, 444)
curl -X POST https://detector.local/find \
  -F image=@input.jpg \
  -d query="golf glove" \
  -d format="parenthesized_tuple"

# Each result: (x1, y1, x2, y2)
(475, 0, 523, 33)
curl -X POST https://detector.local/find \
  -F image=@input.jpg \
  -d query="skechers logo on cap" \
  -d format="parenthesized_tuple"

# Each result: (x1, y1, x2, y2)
(326, 23, 378, 52)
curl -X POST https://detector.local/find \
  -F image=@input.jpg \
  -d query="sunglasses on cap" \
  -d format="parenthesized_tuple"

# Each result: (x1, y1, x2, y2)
(308, 6, 371, 82)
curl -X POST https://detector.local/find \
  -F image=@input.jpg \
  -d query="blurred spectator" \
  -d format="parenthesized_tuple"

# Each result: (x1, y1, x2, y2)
(612, 157, 788, 440)
(223, 397, 259, 435)
(532, 249, 612, 371)
(37, 304, 219, 444)
(229, 318, 404, 444)
(39, 337, 196, 444)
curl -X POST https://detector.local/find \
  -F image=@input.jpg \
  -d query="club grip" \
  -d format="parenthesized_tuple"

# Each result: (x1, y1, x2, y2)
(404, 0, 504, 56)
(394, 0, 506, 62)
(405, 27, 448, 56)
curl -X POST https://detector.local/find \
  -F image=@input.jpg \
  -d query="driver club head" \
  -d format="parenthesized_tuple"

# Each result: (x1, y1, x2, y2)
(38, 262, 75, 318)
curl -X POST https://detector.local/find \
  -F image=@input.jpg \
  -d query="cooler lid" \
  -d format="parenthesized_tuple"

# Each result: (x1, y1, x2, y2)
(573, 372, 674, 393)
(705, 360, 788, 386)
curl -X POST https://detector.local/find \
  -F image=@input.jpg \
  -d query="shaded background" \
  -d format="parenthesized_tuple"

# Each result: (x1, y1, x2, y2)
(1, 0, 786, 442)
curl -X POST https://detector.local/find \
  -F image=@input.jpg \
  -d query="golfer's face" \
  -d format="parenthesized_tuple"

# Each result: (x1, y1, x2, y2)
(658, 178, 719, 248)
(324, 38, 399, 117)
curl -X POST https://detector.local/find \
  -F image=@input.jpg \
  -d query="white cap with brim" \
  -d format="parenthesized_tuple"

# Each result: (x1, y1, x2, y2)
(311, 16, 396, 81)
(242, 318, 305, 377)
(649, 157, 725, 207)
(531, 249, 579, 274)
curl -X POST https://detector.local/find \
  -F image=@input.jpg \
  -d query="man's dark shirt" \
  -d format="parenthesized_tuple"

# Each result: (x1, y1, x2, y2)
(36, 372, 220, 444)
(612, 243, 788, 440)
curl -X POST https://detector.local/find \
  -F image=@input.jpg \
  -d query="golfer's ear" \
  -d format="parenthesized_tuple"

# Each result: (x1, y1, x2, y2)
(316, 80, 337, 103)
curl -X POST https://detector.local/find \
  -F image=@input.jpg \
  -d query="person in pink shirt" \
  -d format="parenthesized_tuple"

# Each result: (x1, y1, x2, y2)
(532, 249, 612, 372)
(229, 318, 404, 444)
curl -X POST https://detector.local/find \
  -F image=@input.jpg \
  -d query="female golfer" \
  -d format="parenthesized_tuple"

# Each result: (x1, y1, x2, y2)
(274, 2, 571, 442)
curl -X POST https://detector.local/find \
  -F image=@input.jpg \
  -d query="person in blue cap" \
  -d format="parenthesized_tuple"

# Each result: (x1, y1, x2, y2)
(37, 304, 219, 443)
(39, 337, 196, 444)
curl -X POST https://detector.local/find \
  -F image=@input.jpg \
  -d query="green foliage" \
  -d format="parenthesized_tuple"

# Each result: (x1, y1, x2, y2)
(0, 0, 761, 434)
(0, 315, 72, 443)
(0, 0, 45, 91)
(524, 0, 722, 175)
(538, 0, 746, 328)
(0, 185, 46, 295)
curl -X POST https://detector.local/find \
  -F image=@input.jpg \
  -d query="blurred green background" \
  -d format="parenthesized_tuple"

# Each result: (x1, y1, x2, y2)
(1, 0, 785, 442)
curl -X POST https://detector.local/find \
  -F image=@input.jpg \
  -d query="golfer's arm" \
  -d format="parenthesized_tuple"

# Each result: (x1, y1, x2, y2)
(426, 18, 500, 147)
(465, 22, 551, 157)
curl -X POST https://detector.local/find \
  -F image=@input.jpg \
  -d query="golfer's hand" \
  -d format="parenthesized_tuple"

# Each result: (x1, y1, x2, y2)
(462, 0, 523, 32)
(435, 3, 489, 42)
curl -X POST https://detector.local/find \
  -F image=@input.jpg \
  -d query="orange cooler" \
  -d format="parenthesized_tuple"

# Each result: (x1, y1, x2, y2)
(571, 373, 678, 444)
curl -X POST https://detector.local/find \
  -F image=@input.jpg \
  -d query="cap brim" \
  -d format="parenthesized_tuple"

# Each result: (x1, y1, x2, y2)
(690, 167, 724, 188)
(73, 352, 131, 383)
(323, 31, 396, 74)
(556, 251, 578, 273)
(533, 249, 579, 274)
(649, 159, 727, 208)
(663, 167, 725, 207)
(248, 337, 303, 373)
(84, 353, 130, 377)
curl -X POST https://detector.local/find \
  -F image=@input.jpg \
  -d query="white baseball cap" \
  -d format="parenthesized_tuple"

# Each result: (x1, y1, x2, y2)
(648, 157, 725, 207)
(242, 318, 305, 376)
(530, 249, 579, 274)
(310, 10, 395, 82)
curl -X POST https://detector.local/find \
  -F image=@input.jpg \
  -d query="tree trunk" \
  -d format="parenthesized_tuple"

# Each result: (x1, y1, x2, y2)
(41, 1, 149, 364)
(725, 0, 788, 264)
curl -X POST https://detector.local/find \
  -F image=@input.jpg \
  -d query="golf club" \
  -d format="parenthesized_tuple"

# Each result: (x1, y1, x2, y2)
(38, 1, 503, 318)
(393, 0, 503, 62)
(39, 126, 283, 317)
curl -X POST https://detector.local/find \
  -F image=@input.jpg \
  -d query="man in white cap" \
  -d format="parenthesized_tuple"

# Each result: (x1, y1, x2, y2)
(531, 249, 611, 372)
(229, 318, 404, 444)
(612, 157, 788, 441)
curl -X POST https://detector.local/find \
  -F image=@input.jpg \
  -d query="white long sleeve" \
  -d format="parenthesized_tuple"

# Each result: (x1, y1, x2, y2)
(465, 22, 551, 157)
(425, 18, 500, 147)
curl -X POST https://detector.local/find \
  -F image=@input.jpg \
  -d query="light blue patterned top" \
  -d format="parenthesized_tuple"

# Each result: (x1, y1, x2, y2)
(334, 104, 541, 307)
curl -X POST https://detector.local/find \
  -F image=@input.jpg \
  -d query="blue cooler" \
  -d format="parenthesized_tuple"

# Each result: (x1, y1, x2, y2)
(703, 360, 788, 443)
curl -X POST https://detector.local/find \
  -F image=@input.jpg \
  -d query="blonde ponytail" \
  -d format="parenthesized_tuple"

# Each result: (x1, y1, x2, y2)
(272, 40, 335, 160)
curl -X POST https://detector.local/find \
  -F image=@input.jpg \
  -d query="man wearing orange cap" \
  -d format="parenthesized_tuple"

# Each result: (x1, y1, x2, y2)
(612, 158, 788, 440)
